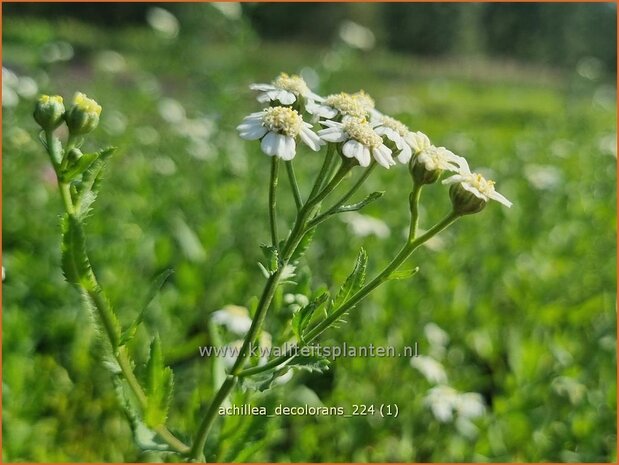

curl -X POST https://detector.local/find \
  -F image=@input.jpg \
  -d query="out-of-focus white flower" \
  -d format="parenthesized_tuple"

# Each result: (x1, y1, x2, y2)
(94, 50, 127, 74)
(341, 212, 390, 239)
(146, 7, 179, 39)
(424, 386, 486, 424)
(158, 98, 186, 123)
(211, 305, 252, 335)
(524, 164, 562, 190)
(338, 20, 375, 51)
(307, 91, 374, 120)
(318, 117, 394, 168)
(424, 322, 450, 348)
(443, 159, 512, 209)
(237, 106, 323, 160)
(250, 73, 322, 106)
(411, 355, 448, 384)
(212, 2, 242, 20)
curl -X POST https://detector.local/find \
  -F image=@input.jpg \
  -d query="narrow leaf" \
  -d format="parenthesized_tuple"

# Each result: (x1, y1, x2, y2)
(290, 228, 315, 263)
(287, 354, 330, 373)
(291, 292, 329, 342)
(388, 267, 420, 280)
(337, 191, 385, 213)
(144, 336, 174, 428)
(61, 214, 93, 286)
(61, 151, 100, 181)
(260, 244, 279, 272)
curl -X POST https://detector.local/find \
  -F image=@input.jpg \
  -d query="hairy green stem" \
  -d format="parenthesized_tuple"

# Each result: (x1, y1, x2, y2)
(285, 161, 303, 211)
(47, 133, 190, 455)
(269, 157, 279, 247)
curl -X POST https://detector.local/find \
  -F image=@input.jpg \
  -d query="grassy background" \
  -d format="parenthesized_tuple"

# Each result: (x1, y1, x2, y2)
(3, 5, 617, 462)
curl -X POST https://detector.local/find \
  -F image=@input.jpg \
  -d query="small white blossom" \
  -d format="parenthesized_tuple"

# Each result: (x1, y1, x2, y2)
(424, 386, 486, 424)
(318, 117, 395, 168)
(341, 212, 390, 238)
(211, 305, 252, 335)
(307, 91, 374, 120)
(442, 159, 512, 208)
(416, 145, 467, 173)
(237, 106, 323, 160)
(410, 355, 448, 384)
(249, 72, 322, 106)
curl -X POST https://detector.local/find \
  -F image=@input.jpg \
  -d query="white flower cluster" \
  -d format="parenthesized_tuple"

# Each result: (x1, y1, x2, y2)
(237, 72, 511, 209)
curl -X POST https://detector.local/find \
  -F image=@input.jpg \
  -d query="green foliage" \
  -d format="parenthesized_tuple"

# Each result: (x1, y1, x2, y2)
(2, 9, 616, 463)
(291, 292, 329, 342)
(333, 247, 368, 309)
(60, 214, 92, 286)
(144, 337, 174, 428)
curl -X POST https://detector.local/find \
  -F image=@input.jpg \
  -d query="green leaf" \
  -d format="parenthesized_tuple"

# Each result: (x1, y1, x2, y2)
(388, 267, 420, 280)
(61, 151, 100, 182)
(290, 228, 315, 263)
(334, 247, 368, 309)
(260, 244, 279, 273)
(75, 146, 116, 215)
(287, 354, 330, 373)
(144, 336, 174, 428)
(61, 214, 93, 286)
(120, 269, 174, 346)
(291, 292, 329, 342)
(337, 191, 385, 213)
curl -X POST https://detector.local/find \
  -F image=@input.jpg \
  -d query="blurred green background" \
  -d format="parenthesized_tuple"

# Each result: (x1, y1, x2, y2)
(2, 2, 617, 462)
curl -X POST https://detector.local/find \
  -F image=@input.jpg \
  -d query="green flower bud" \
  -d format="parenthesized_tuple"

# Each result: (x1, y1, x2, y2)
(448, 182, 487, 215)
(33, 95, 65, 131)
(410, 158, 442, 185)
(65, 92, 102, 135)
(67, 147, 83, 164)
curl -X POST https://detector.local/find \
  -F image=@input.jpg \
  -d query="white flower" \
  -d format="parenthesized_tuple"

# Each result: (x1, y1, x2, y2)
(442, 159, 512, 208)
(372, 115, 432, 164)
(237, 106, 323, 160)
(307, 91, 374, 120)
(249, 72, 322, 106)
(424, 386, 486, 424)
(416, 145, 467, 173)
(318, 117, 395, 168)
(341, 212, 390, 238)
(410, 355, 448, 384)
(211, 305, 252, 335)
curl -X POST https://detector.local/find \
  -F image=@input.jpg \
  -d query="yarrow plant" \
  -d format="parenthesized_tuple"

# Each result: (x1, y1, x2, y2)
(34, 73, 511, 461)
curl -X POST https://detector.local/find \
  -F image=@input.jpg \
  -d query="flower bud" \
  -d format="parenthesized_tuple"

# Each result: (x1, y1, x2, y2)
(448, 183, 487, 215)
(410, 157, 442, 185)
(33, 95, 65, 131)
(65, 92, 102, 135)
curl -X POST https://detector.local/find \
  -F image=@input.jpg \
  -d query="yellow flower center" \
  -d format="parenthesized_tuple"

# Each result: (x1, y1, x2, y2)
(343, 118, 382, 149)
(39, 95, 64, 105)
(469, 173, 496, 194)
(353, 90, 375, 110)
(73, 92, 102, 116)
(263, 106, 302, 137)
(324, 92, 368, 118)
(273, 73, 310, 96)
(381, 115, 410, 137)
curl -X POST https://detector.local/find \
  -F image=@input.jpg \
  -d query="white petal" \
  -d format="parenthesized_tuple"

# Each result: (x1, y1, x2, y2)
(358, 146, 371, 167)
(460, 182, 488, 200)
(238, 123, 267, 141)
(307, 91, 324, 102)
(279, 136, 297, 160)
(275, 90, 296, 105)
(300, 126, 323, 151)
(318, 127, 347, 143)
(260, 132, 280, 157)
(397, 143, 413, 164)
(249, 83, 276, 91)
(342, 139, 363, 159)
(488, 190, 512, 208)
(442, 174, 467, 185)
(372, 145, 394, 169)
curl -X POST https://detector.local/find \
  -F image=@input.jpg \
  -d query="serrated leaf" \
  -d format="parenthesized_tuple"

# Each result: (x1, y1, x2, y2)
(61, 214, 93, 286)
(290, 228, 315, 263)
(120, 269, 174, 346)
(113, 378, 171, 452)
(334, 247, 368, 309)
(337, 191, 385, 213)
(291, 292, 329, 342)
(260, 244, 279, 272)
(76, 146, 116, 205)
(287, 354, 330, 373)
(144, 336, 174, 428)
(388, 267, 420, 280)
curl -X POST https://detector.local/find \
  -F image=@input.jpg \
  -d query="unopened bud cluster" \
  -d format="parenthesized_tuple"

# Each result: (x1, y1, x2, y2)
(34, 92, 102, 136)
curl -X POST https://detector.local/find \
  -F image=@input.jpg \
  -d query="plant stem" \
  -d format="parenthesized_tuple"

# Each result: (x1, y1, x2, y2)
(408, 182, 423, 239)
(269, 157, 279, 247)
(189, 159, 353, 460)
(49, 136, 190, 454)
(308, 143, 335, 200)
(308, 162, 377, 228)
(286, 161, 303, 211)
(239, 210, 460, 378)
